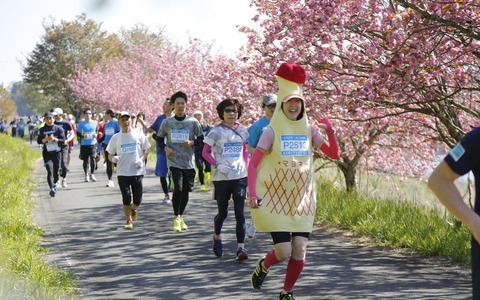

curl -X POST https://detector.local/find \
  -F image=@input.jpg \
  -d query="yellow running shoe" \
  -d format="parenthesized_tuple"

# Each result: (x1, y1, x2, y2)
(131, 209, 138, 221)
(180, 218, 188, 230)
(173, 217, 182, 231)
(200, 184, 206, 191)
(124, 220, 134, 230)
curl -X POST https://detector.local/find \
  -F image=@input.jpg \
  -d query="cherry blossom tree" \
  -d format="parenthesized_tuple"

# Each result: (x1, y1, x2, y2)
(239, 0, 480, 191)
(68, 38, 274, 124)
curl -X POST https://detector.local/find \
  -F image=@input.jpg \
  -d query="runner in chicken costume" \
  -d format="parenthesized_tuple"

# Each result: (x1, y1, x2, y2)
(248, 62, 340, 300)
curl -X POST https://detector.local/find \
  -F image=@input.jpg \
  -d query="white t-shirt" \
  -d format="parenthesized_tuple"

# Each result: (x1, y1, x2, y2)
(106, 130, 151, 176)
(204, 123, 249, 181)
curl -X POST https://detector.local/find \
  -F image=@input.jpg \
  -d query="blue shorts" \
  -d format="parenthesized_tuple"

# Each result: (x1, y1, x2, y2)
(155, 152, 168, 177)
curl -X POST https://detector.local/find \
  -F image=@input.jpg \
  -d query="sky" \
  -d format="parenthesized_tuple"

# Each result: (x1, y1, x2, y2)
(0, 0, 257, 87)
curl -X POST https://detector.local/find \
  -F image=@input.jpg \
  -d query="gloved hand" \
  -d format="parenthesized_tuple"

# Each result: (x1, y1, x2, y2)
(217, 163, 232, 174)
(111, 156, 119, 164)
(318, 117, 333, 133)
(135, 158, 143, 169)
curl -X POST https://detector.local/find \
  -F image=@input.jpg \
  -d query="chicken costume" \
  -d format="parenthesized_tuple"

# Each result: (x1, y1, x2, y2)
(251, 63, 316, 233)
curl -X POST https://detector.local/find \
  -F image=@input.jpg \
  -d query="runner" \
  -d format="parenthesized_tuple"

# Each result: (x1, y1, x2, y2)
(100, 109, 121, 187)
(248, 63, 340, 300)
(37, 111, 65, 197)
(137, 98, 173, 203)
(53, 108, 74, 188)
(193, 110, 212, 191)
(155, 91, 203, 231)
(245, 94, 278, 238)
(77, 108, 99, 182)
(202, 99, 249, 261)
(106, 111, 150, 229)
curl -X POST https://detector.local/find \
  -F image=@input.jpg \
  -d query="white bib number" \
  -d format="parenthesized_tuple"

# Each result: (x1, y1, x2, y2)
(222, 142, 242, 158)
(171, 130, 189, 143)
(46, 141, 59, 152)
(280, 135, 309, 156)
(121, 142, 136, 156)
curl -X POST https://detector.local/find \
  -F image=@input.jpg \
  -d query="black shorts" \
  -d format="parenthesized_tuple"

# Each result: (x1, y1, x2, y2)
(271, 232, 310, 244)
(80, 145, 96, 160)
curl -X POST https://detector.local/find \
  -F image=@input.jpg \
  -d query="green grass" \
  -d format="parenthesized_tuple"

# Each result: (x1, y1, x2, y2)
(315, 181, 471, 266)
(0, 134, 78, 299)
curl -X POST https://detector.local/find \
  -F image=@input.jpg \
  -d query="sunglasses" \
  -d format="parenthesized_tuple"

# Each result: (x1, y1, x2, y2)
(266, 104, 276, 109)
(85, 112, 92, 115)
(224, 109, 238, 113)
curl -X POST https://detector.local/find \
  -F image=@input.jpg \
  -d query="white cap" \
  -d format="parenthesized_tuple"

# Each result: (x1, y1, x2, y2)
(53, 107, 63, 116)
(119, 111, 131, 118)
(193, 110, 203, 116)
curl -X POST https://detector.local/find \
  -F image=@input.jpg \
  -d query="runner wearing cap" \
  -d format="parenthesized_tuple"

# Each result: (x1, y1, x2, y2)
(106, 111, 150, 229)
(38, 111, 66, 197)
(53, 108, 74, 188)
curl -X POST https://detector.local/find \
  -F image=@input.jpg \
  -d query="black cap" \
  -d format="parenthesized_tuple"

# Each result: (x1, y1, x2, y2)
(44, 111, 55, 118)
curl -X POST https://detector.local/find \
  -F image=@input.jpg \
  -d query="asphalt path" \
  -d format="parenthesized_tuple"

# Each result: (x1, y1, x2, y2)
(32, 145, 472, 299)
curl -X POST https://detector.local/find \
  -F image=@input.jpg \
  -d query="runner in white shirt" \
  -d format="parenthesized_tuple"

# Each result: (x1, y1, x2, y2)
(202, 99, 249, 261)
(106, 111, 151, 229)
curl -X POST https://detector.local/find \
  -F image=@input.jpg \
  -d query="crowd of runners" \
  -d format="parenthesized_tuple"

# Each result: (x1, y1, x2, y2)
(32, 63, 343, 300)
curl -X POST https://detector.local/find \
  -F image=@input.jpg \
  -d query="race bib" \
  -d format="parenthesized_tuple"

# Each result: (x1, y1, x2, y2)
(449, 143, 465, 162)
(171, 130, 189, 143)
(222, 142, 242, 158)
(46, 141, 59, 152)
(120, 142, 136, 156)
(105, 127, 115, 136)
(280, 134, 309, 156)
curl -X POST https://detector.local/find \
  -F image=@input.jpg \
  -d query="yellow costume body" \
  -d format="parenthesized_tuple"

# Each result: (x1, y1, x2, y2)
(251, 76, 316, 233)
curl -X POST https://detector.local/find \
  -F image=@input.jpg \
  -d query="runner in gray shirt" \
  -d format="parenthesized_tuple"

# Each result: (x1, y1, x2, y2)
(156, 91, 203, 232)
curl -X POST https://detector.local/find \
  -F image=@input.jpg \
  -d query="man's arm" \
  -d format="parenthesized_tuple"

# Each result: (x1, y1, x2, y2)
(428, 161, 480, 242)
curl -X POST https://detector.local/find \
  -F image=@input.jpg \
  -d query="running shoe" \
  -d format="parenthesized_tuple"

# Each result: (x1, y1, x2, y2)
(131, 209, 138, 221)
(90, 174, 97, 182)
(246, 218, 256, 238)
(279, 291, 295, 300)
(199, 184, 206, 191)
(236, 247, 248, 261)
(124, 220, 133, 229)
(49, 188, 55, 197)
(213, 236, 223, 257)
(106, 180, 114, 187)
(61, 178, 67, 188)
(180, 218, 188, 230)
(251, 256, 268, 290)
(162, 194, 170, 203)
(173, 217, 182, 232)
(84, 174, 90, 182)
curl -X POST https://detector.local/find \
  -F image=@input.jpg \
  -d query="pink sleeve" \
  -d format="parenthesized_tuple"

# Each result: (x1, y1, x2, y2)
(313, 126, 339, 159)
(256, 127, 274, 151)
(247, 149, 264, 200)
(202, 143, 217, 165)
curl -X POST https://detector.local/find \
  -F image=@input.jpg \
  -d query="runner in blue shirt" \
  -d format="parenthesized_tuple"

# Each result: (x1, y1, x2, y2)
(77, 108, 99, 182)
(100, 109, 121, 187)
(137, 98, 173, 203)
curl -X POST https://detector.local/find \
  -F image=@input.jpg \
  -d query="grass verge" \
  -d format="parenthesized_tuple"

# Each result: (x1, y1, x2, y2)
(0, 134, 78, 299)
(315, 181, 471, 266)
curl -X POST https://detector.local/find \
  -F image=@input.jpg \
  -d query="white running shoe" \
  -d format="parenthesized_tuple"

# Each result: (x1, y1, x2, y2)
(61, 178, 67, 188)
(246, 218, 256, 238)
(106, 180, 114, 187)
(84, 174, 90, 182)
(90, 174, 97, 182)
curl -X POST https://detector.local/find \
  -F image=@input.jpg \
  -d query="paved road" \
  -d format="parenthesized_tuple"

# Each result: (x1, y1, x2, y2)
(33, 147, 472, 299)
